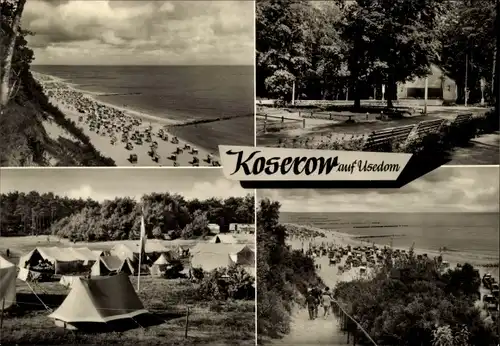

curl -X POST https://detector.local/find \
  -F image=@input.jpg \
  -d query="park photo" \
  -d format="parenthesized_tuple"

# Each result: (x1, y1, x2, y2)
(256, 0, 499, 164)
(0, 168, 256, 345)
(257, 165, 499, 345)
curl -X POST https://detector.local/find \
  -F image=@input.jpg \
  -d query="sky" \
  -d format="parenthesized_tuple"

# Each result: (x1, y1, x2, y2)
(259, 166, 499, 213)
(0, 168, 250, 201)
(22, 0, 254, 65)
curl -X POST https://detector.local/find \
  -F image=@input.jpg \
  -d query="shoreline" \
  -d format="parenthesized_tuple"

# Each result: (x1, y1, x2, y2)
(33, 72, 221, 167)
(284, 222, 499, 277)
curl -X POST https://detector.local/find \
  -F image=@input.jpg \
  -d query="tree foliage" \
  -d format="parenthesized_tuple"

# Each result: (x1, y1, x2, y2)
(257, 198, 322, 339)
(0, 191, 254, 241)
(333, 248, 498, 345)
(256, 0, 497, 106)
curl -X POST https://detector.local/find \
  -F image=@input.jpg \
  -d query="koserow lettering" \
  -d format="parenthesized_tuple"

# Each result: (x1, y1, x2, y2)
(227, 150, 339, 176)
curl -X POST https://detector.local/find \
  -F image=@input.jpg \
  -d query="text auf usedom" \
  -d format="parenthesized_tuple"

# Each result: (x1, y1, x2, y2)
(227, 150, 401, 176)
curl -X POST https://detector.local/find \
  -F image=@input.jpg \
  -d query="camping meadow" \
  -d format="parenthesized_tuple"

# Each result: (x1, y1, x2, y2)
(0, 190, 256, 345)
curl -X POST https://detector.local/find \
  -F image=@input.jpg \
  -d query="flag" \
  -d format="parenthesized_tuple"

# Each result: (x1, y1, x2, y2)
(139, 214, 147, 256)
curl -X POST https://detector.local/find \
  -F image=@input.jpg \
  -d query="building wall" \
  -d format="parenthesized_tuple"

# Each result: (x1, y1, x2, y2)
(397, 64, 457, 102)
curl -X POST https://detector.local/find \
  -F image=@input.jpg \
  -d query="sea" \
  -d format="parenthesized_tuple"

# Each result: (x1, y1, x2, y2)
(280, 212, 499, 260)
(31, 65, 254, 153)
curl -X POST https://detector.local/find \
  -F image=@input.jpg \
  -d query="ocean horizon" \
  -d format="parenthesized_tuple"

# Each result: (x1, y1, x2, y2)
(280, 212, 499, 259)
(31, 65, 254, 153)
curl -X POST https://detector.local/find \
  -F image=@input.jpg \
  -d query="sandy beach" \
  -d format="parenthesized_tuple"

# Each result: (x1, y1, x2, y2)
(286, 223, 499, 280)
(34, 72, 221, 167)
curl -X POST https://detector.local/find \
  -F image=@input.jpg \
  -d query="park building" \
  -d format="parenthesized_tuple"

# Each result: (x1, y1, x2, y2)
(397, 64, 457, 105)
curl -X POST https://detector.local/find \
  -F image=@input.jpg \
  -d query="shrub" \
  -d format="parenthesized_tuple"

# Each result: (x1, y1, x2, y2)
(197, 265, 255, 301)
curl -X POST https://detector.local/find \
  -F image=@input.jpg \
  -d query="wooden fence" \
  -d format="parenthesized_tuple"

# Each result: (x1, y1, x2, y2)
(257, 113, 305, 133)
(331, 300, 379, 346)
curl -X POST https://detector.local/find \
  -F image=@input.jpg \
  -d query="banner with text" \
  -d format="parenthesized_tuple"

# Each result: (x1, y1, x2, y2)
(218, 146, 439, 189)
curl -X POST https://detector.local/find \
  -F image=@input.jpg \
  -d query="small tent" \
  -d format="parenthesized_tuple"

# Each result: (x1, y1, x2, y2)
(210, 234, 238, 244)
(49, 273, 148, 329)
(228, 245, 255, 267)
(149, 253, 171, 277)
(0, 255, 16, 309)
(91, 256, 124, 277)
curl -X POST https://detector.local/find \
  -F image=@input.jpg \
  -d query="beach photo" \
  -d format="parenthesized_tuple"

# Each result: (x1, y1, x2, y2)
(0, 0, 254, 167)
(257, 166, 499, 345)
(0, 168, 256, 345)
(256, 0, 499, 164)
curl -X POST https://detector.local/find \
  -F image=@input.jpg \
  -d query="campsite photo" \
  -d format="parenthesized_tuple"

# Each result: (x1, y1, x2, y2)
(0, 168, 256, 345)
(256, 0, 499, 164)
(257, 166, 499, 345)
(0, 0, 254, 167)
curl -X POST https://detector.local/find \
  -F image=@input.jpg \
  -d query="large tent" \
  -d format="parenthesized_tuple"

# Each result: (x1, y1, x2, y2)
(18, 247, 98, 274)
(49, 273, 148, 329)
(190, 243, 250, 272)
(0, 255, 16, 309)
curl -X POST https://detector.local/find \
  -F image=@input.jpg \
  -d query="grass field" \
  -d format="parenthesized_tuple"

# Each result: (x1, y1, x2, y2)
(0, 236, 256, 345)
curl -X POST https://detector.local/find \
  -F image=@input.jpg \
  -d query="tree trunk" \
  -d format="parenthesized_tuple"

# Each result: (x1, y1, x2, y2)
(386, 73, 395, 108)
(0, 0, 27, 107)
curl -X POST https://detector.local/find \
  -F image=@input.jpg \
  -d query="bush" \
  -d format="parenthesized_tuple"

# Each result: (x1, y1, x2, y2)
(333, 250, 499, 345)
(257, 199, 322, 340)
(197, 265, 255, 301)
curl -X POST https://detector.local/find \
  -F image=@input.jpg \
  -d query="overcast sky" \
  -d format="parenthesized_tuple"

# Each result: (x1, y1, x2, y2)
(259, 167, 499, 213)
(0, 168, 249, 201)
(23, 0, 254, 65)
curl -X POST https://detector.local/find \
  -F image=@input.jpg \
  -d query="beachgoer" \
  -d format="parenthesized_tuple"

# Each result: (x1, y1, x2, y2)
(321, 287, 332, 317)
(305, 290, 317, 320)
(6, 248, 10, 258)
(311, 286, 321, 318)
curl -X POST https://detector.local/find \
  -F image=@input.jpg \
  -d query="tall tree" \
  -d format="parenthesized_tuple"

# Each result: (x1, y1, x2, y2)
(0, 0, 27, 108)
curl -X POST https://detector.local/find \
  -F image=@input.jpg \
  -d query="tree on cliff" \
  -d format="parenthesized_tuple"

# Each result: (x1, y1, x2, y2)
(0, 0, 28, 108)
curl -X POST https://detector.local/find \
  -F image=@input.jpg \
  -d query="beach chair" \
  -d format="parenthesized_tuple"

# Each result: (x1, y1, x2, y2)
(129, 154, 138, 164)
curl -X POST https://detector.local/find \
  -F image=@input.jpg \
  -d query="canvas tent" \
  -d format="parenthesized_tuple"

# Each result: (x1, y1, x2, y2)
(59, 275, 83, 288)
(110, 241, 168, 262)
(0, 255, 16, 309)
(190, 243, 249, 272)
(91, 256, 125, 277)
(149, 254, 171, 277)
(17, 267, 41, 282)
(49, 273, 148, 329)
(19, 247, 97, 274)
(210, 234, 238, 244)
(228, 245, 255, 267)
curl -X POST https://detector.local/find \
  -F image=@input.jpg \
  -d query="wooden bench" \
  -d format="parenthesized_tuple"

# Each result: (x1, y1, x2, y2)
(412, 119, 446, 138)
(363, 124, 416, 151)
(450, 113, 473, 126)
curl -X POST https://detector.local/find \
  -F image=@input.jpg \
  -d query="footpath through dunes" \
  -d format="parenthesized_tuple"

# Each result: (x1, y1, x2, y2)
(273, 238, 362, 346)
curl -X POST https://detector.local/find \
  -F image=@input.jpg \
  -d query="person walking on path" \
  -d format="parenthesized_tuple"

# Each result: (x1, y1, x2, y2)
(321, 287, 333, 318)
(306, 289, 317, 320)
(311, 285, 322, 319)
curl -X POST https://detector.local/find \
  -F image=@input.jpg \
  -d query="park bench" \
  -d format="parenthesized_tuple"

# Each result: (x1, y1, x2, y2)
(450, 113, 473, 127)
(412, 119, 446, 138)
(362, 124, 416, 151)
